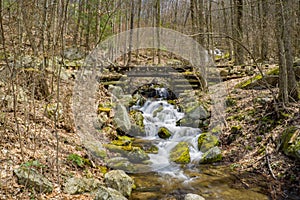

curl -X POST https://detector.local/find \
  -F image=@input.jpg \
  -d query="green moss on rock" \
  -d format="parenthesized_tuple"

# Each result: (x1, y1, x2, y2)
(111, 136, 134, 146)
(169, 142, 190, 164)
(198, 132, 219, 152)
(158, 127, 172, 139)
(235, 74, 262, 89)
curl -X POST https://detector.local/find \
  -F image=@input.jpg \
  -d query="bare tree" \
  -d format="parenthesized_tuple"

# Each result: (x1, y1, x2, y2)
(233, 0, 244, 65)
(276, 0, 299, 103)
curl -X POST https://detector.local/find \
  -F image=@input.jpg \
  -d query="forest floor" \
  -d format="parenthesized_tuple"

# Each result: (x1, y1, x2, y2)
(0, 53, 299, 199)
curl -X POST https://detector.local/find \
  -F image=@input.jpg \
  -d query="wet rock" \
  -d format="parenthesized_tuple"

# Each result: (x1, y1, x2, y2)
(104, 170, 134, 197)
(185, 193, 205, 200)
(128, 147, 150, 163)
(64, 177, 101, 194)
(104, 144, 132, 155)
(169, 142, 190, 164)
(130, 110, 144, 129)
(106, 157, 136, 172)
(129, 124, 146, 137)
(132, 139, 159, 154)
(280, 126, 300, 160)
(111, 136, 134, 146)
(94, 186, 127, 200)
(114, 104, 131, 133)
(153, 105, 164, 117)
(199, 146, 222, 164)
(198, 132, 219, 152)
(14, 167, 53, 193)
(158, 127, 172, 139)
(132, 93, 146, 107)
(120, 95, 134, 107)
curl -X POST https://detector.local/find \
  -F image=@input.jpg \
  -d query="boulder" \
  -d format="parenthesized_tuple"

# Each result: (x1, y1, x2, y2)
(14, 167, 53, 193)
(106, 157, 136, 172)
(111, 136, 134, 146)
(130, 110, 144, 129)
(104, 170, 134, 197)
(120, 95, 134, 107)
(186, 103, 210, 120)
(108, 85, 124, 98)
(185, 193, 206, 200)
(198, 132, 219, 152)
(199, 146, 222, 164)
(114, 104, 131, 133)
(237, 73, 279, 90)
(280, 126, 300, 160)
(127, 147, 150, 163)
(94, 186, 127, 200)
(158, 127, 172, 139)
(64, 177, 101, 194)
(169, 142, 190, 164)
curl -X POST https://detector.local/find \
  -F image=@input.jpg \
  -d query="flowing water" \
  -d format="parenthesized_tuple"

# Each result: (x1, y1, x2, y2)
(129, 88, 269, 199)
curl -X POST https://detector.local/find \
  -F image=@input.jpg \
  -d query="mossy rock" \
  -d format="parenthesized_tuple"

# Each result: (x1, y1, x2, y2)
(127, 147, 150, 163)
(235, 74, 262, 89)
(132, 139, 159, 154)
(158, 127, 172, 139)
(111, 136, 134, 146)
(280, 126, 300, 160)
(169, 142, 190, 164)
(130, 110, 144, 128)
(199, 146, 222, 164)
(185, 103, 210, 120)
(104, 144, 133, 156)
(153, 105, 164, 117)
(106, 157, 136, 172)
(198, 132, 219, 152)
(236, 72, 279, 90)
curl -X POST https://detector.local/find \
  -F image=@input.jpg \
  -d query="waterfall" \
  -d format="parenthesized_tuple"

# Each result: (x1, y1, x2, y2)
(132, 89, 203, 172)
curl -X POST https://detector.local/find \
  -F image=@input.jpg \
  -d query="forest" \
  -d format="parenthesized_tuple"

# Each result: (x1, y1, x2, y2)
(0, 0, 299, 199)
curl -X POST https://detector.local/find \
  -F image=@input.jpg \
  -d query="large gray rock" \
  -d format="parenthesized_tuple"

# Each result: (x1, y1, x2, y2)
(14, 167, 53, 193)
(128, 147, 150, 163)
(114, 104, 131, 132)
(94, 186, 127, 200)
(64, 177, 101, 194)
(108, 85, 124, 98)
(104, 170, 134, 197)
(185, 193, 206, 200)
(186, 104, 210, 120)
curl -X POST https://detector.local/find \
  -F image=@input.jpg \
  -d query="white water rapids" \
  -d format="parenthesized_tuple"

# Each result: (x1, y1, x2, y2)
(133, 93, 203, 173)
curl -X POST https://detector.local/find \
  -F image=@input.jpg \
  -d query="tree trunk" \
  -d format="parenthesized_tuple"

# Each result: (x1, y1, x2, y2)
(260, 0, 268, 61)
(276, 0, 299, 103)
(156, 0, 161, 64)
(233, 0, 244, 65)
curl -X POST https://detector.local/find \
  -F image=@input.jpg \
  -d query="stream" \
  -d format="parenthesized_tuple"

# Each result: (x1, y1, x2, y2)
(128, 88, 269, 200)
